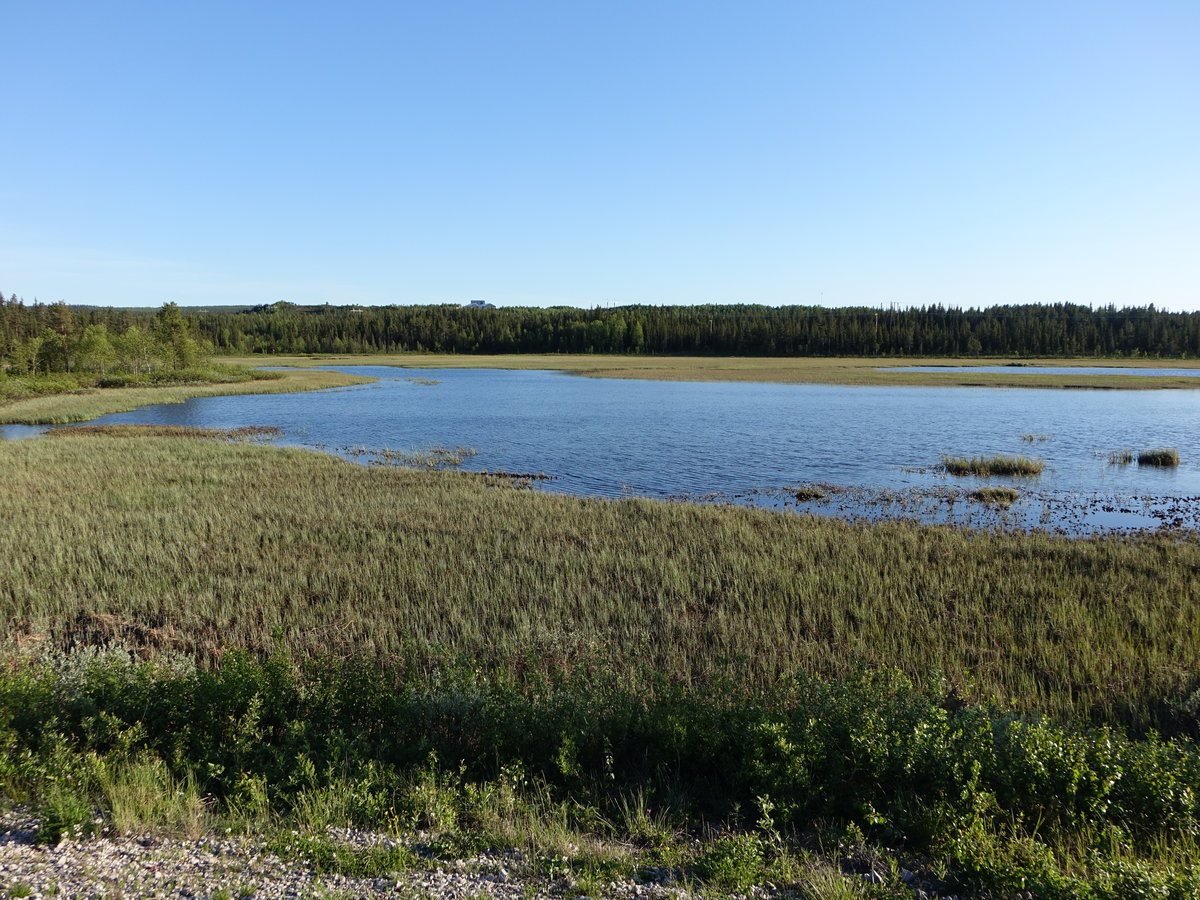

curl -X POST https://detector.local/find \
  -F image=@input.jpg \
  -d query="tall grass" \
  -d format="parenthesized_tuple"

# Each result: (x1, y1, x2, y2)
(1, 431, 1198, 732)
(1138, 448, 1180, 467)
(942, 454, 1044, 476)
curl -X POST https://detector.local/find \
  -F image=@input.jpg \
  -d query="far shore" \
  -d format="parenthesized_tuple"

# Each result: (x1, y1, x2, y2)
(217, 351, 1200, 390)
(5, 353, 1199, 427)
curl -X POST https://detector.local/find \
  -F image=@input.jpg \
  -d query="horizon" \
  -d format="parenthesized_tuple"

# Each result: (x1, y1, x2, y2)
(4, 1, 1197, 312)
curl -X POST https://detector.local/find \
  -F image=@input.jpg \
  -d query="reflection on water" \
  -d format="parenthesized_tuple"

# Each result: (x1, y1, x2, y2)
(3, 367, 1198, 534)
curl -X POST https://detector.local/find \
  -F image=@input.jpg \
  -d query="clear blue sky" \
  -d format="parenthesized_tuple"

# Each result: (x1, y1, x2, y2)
(3, 1, 1197, 310)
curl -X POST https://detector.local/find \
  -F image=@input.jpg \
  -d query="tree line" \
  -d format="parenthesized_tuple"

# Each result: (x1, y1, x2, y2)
(0, 297, 209, 377)
(4, 294, 1200, 364)
(196, 300, 1200, 357)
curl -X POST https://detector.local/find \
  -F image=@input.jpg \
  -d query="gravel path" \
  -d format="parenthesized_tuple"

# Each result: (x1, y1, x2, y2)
(0, 813, 689, 900)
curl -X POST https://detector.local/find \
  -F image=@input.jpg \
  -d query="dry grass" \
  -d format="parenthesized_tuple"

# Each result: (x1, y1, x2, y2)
(2, 432, 1198, 728)
(215, 353, 1200, 389)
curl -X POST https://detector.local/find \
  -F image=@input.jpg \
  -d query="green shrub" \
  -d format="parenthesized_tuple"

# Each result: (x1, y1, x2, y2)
(695, 833, 766, 891)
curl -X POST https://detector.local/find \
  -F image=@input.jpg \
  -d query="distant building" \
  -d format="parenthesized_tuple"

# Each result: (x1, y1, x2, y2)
(466, 300, 496, 309)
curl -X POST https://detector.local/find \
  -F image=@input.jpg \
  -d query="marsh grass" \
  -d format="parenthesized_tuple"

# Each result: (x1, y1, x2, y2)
(1137, 448, 1180, 467)
(2, 433, 1198, 730)
(48, 424, 283, 441)
(217, 353, 1200, 391)
(968, 486, 1019, 507)
(942, 455, 1044, 477)
(1108, 449, 1134, 465)
(0, 368, 374, 425)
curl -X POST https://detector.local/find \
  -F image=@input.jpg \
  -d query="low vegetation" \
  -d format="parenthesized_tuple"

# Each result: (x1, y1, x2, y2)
(219, 352, 1200, 390)
(2, 431, 1199, 895)
(1109, 449, 1134, 465)
(941, 454, 1044, 476)
(1138, 448, 1180, 467)
(968, 486, 1020, 507)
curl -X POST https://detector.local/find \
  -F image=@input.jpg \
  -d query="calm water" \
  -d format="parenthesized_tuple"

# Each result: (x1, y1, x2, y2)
(5, 366, 1199, 532)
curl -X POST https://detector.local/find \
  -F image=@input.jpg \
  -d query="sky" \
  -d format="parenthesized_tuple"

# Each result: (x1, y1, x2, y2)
(2, 1, 1197, 311)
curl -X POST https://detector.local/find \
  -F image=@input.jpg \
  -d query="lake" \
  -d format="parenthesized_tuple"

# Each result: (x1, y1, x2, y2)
(5, 366, 1199, 533)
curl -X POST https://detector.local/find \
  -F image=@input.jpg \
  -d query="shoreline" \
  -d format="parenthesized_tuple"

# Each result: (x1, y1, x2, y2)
(218, 352, 1200, 390)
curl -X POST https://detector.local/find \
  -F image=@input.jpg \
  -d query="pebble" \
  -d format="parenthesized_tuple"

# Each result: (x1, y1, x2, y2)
(0, 811, 692, 900)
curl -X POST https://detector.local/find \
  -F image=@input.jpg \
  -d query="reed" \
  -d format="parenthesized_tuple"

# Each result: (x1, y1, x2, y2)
(1, 432, 1197, 732)
(1137, 448, 1180, 467)
(1108, 449, 1134, 465)
(942, 454, 1044, 476)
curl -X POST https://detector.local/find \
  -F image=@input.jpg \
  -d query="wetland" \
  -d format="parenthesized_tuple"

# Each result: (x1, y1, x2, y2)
(6, 364, 1198, 533)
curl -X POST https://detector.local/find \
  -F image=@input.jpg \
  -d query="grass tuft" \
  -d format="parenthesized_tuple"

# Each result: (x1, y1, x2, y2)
(942, 454, 1044, 476)
(1137, 448, 1179, 467)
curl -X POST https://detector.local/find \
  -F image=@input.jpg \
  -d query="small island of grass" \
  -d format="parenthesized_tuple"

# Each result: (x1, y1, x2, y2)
(942, 454, 1044, 476)
(1137, 447, 1180, 467)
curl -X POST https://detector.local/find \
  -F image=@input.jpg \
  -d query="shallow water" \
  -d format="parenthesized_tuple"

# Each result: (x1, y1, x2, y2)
(5, 367, 1199, 533)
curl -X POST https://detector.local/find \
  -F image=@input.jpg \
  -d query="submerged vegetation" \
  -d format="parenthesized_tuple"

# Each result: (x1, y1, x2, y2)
(967, 486, 1020, 507)
(1138, 448, 1180, 467)
(941, 454, 1045, 477)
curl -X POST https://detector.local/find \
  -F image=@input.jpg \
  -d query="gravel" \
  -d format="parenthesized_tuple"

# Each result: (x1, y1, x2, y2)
(0, 812, 692, 900)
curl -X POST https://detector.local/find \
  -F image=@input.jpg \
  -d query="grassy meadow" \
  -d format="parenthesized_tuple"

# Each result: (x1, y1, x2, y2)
(218, 351, 1200, 389)
(2, 430, 1198, 728)
(4, 429, 1200, 896)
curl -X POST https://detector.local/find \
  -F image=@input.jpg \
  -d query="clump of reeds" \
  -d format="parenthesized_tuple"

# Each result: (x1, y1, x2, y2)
(941, 454, 1044, 476)
(404, 377, 441, 386)
(1138, 448, 1179, 467)
(1108, 449, 1134, 465)
(1021, 433, 1052, 443)
(969, 486, 1020, 507)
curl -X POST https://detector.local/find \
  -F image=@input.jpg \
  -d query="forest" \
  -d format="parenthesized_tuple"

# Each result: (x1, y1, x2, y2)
(4, 294, 1200, 364)
(195, 300, 1200, 357)
(0, 298, 208, 377)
